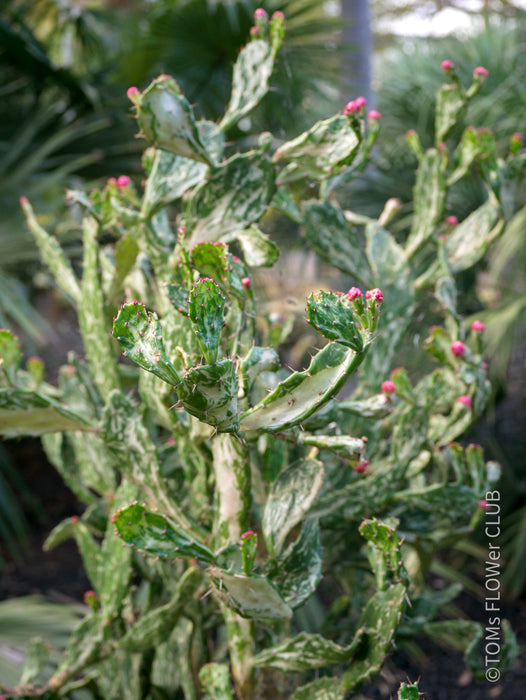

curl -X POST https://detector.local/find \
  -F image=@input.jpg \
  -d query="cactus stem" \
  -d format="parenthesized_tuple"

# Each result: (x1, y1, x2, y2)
(212, 434, 255, 698)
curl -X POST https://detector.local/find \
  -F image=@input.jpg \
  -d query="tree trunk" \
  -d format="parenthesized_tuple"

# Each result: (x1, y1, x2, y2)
(340, 0, 373, 105)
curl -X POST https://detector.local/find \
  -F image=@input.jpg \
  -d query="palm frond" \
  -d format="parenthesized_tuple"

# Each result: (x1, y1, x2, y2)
(110, 0, 343, 134)
(0, 595, 86, 688)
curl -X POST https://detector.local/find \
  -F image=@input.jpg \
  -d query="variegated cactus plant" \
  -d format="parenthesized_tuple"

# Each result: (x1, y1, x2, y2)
(0, 11, 520, 699)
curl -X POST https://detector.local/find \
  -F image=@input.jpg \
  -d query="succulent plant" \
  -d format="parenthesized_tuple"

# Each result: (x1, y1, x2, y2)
(2, 18, 520, 700)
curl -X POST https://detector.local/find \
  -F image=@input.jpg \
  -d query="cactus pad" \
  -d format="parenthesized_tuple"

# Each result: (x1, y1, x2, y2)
(263, 458, 324, 556)
(177, 359, 240, 432)
(188, 278, 227, 364)
(113, 302, 180, 385)
(191, 241, 230, 283)
(113, 502, 215, 563)
(306, 291, 365, 351)
(273, 115, 360, 180)
(240, 342, 367, 432)
(134, 75, 214, 164)
(209, 567, 292, 620)
(187, 152, 275, 246)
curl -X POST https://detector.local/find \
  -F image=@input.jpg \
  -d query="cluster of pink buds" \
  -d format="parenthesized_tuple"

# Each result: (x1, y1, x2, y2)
(473, 66, 489, 78)
(346, 286, 363, 300)
(368, 110, 382, 120)
(344, 287, 383, 332)
(345, 287, 366, 318)
(365, 288, 383, 303)
(250, 7, 268, 38)
(445, 215, 458, 226)
(108, 175, 132, 189)
(344, 96, 367, 115)
(441, 59, 455, 72)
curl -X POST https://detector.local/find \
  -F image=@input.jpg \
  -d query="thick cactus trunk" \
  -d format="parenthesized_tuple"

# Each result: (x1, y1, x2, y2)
(212, 433, 255, 699)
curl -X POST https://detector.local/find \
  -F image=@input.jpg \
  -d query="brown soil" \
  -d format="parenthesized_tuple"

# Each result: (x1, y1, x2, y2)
(0, 438, 89, 602)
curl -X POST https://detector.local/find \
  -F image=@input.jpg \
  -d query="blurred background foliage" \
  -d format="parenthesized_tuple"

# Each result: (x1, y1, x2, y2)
(1, 0, 525, 594)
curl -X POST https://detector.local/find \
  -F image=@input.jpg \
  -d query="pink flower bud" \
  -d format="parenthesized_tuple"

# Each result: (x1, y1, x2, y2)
(510, 132, 523, 154)
(441, 59, 455, 71)
(272, 10, 285, 20)
(344, 100, 360, 115)
(473, 66, 489, 77)
(471, 320, 486, 332)
(355, 96, 367, 108)
(368, 110, 382, 120)
(478, 499, 489, 509)
(451, 340, 466, 357)
(241, 277, 251, 288)
(254, 7, 267, 19)
(241, 529, 255, 539)
(355, 459, 369, 473)
(126, 86, 140, 101)
(84, 590, 97, 610)
(19, 195, 28, 206)
(457, 395, 472, 408)
(117, 175, 131, 188)
(346, 286, 363, 300)
(108, 177, 117, 186)
(445, 215, 458, 226)
(365, 288, 383, 302)
(71, 515, 79, 523)
(381, 380, 396, 396)
(250, 26, 259, 36)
